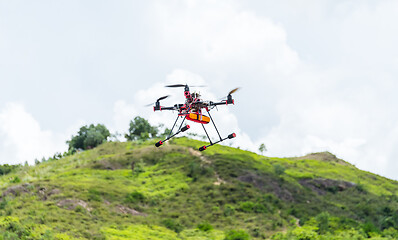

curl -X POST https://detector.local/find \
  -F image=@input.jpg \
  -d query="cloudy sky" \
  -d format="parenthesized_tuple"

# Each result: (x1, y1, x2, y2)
(1, 0, 398, 180)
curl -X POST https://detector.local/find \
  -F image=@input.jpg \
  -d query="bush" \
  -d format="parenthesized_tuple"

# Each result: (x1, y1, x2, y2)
(125, 191, 145, 204)
(224, 230, 250, 240)
(239, 201, 266, 213)
(224, 204, 235, 216)
(355, 183, 365, 193)
(10, 176, 21, 183)
(0, 219, 31, 239)
(315, 212, 330, 234)
(382, 227, 398, 238)
(291, 226, 318, 240)
(239, 201, 255, 212)
(0, 199, 7, 210)
(187, 161, 201, 181)
(273, 164, 286, 176)
(253, 203, 267, 213)
(380, 216, 396, 230)
(197, 222, 213, 232)
(0, 164, 20, 175)
(88, 188, 102, 202)
(362, 222, 380, 237)
(161, 219, 184, 233)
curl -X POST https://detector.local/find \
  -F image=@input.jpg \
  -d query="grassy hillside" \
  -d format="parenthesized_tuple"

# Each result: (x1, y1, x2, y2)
(0, 137, 397, 239)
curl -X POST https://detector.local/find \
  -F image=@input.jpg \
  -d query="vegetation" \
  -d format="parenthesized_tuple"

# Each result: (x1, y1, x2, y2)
(0, 116, 397, 239)
(259, 143, 267, 155)
(125, 116, 159, 141)
(0, 164, 21, 175)
(67, 124, 110, 150)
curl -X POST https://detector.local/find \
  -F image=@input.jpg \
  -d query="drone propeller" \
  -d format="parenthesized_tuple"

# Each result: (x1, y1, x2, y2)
(219, 87, 240, 100)
(166, 84, 186, 88)
(144, 95, 170, 107)
(165, 84, 206, 88)
(157, 95, 169, 101)
(228, 87, 240, 95)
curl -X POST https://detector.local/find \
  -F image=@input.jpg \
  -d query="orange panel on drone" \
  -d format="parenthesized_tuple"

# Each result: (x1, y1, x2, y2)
(186, 113, 210, 124)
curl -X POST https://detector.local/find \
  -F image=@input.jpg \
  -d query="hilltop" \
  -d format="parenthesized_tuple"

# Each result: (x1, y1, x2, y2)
(0, 137, 397, 239)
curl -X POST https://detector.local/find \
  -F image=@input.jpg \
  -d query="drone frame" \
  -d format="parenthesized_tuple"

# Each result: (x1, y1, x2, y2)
(152, 84, 237, 151)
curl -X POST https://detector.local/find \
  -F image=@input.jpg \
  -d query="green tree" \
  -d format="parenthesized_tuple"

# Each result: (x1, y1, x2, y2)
(67, 124, 110, 150)
(125, 116, 158, 141)
(259, 143, 267, 155)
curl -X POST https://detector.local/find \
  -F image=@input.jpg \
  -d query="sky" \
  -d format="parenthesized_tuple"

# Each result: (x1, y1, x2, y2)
(1, 0, 398, 180)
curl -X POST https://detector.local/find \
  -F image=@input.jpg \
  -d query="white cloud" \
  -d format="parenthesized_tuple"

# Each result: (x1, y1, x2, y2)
(1, 0, 398, 181)
(112, 100, 138, 135)
(148, 0, 398, 180)
(0, 103, 67, 164)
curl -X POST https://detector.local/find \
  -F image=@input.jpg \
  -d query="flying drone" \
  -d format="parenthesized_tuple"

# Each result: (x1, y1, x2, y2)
(148, 84, 239, 151)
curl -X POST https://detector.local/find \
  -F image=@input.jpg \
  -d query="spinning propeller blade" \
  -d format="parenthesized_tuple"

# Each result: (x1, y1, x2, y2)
(157, 95, 169, 101)
(228, 87, 240, 95)
(165, 84, 186, 88)
(165, 84, 206, 88)
(219, 87, 240, 100)
(144, 95, 170, 107)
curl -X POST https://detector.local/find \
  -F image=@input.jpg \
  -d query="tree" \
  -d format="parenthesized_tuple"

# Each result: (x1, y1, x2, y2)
(259, 143, 267, 155)
(125, 116, 158, 141)
(67, 124, 110, 150)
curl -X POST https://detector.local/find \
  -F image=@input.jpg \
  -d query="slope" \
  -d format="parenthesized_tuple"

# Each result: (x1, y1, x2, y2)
(0, 137, 397, 239)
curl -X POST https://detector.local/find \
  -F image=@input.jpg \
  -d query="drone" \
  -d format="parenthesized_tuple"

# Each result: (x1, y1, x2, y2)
(148, 84, 239, 151)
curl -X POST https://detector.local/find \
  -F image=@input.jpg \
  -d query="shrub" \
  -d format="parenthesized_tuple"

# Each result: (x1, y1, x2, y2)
(0, 199, 7, 210)
(224, 204, 235, 216)
(198, 222, 213, 232)
(0, 164, 20, 175)
(253, 203, 267, 213)
(224, 230, 250, 240)
(125, 191, 145, 204)
(315, 212, 330, 234)
(273, 164, 286, 176)
(291, 226, 318, 240)
(362, 222, 380, 237)
(75, 205, 86, 213)
(380, 216, 396, 230)
(239, 201, 255, 212)
(161, 219, 184, 233)
(10, 176, 21, 183)
(88, 188, 102, 202)
(382, 227, 398, 238)
(355, 183, 365, 193)
(188, 162, 201, 181)
(1, 220, 31, 238)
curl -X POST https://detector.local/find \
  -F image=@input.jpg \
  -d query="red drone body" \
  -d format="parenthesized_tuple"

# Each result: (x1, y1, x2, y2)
(151, 84, 238, 151)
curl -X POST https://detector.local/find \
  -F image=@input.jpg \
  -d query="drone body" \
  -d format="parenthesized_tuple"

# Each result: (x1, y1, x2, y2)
(151, 84, 238, 151)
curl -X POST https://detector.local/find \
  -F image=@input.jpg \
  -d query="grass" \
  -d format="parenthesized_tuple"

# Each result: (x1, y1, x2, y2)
(0, 137, 397, 239)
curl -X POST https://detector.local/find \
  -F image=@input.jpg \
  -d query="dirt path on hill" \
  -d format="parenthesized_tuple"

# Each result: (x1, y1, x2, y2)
(188, 148, 226, 185)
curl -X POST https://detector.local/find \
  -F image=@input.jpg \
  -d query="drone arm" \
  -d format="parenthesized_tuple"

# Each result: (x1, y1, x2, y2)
(209, 99, 234, 106)
(153, 106, 174, 111)
(154, 103, 185, 111)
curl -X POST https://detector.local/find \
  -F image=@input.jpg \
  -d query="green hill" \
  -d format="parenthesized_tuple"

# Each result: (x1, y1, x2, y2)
(0, 137, 397, 239)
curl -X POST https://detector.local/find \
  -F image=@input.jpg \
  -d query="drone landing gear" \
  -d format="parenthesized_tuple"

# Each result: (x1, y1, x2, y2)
(155, 116, 190, 147)
(199, 111, 236, 151)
